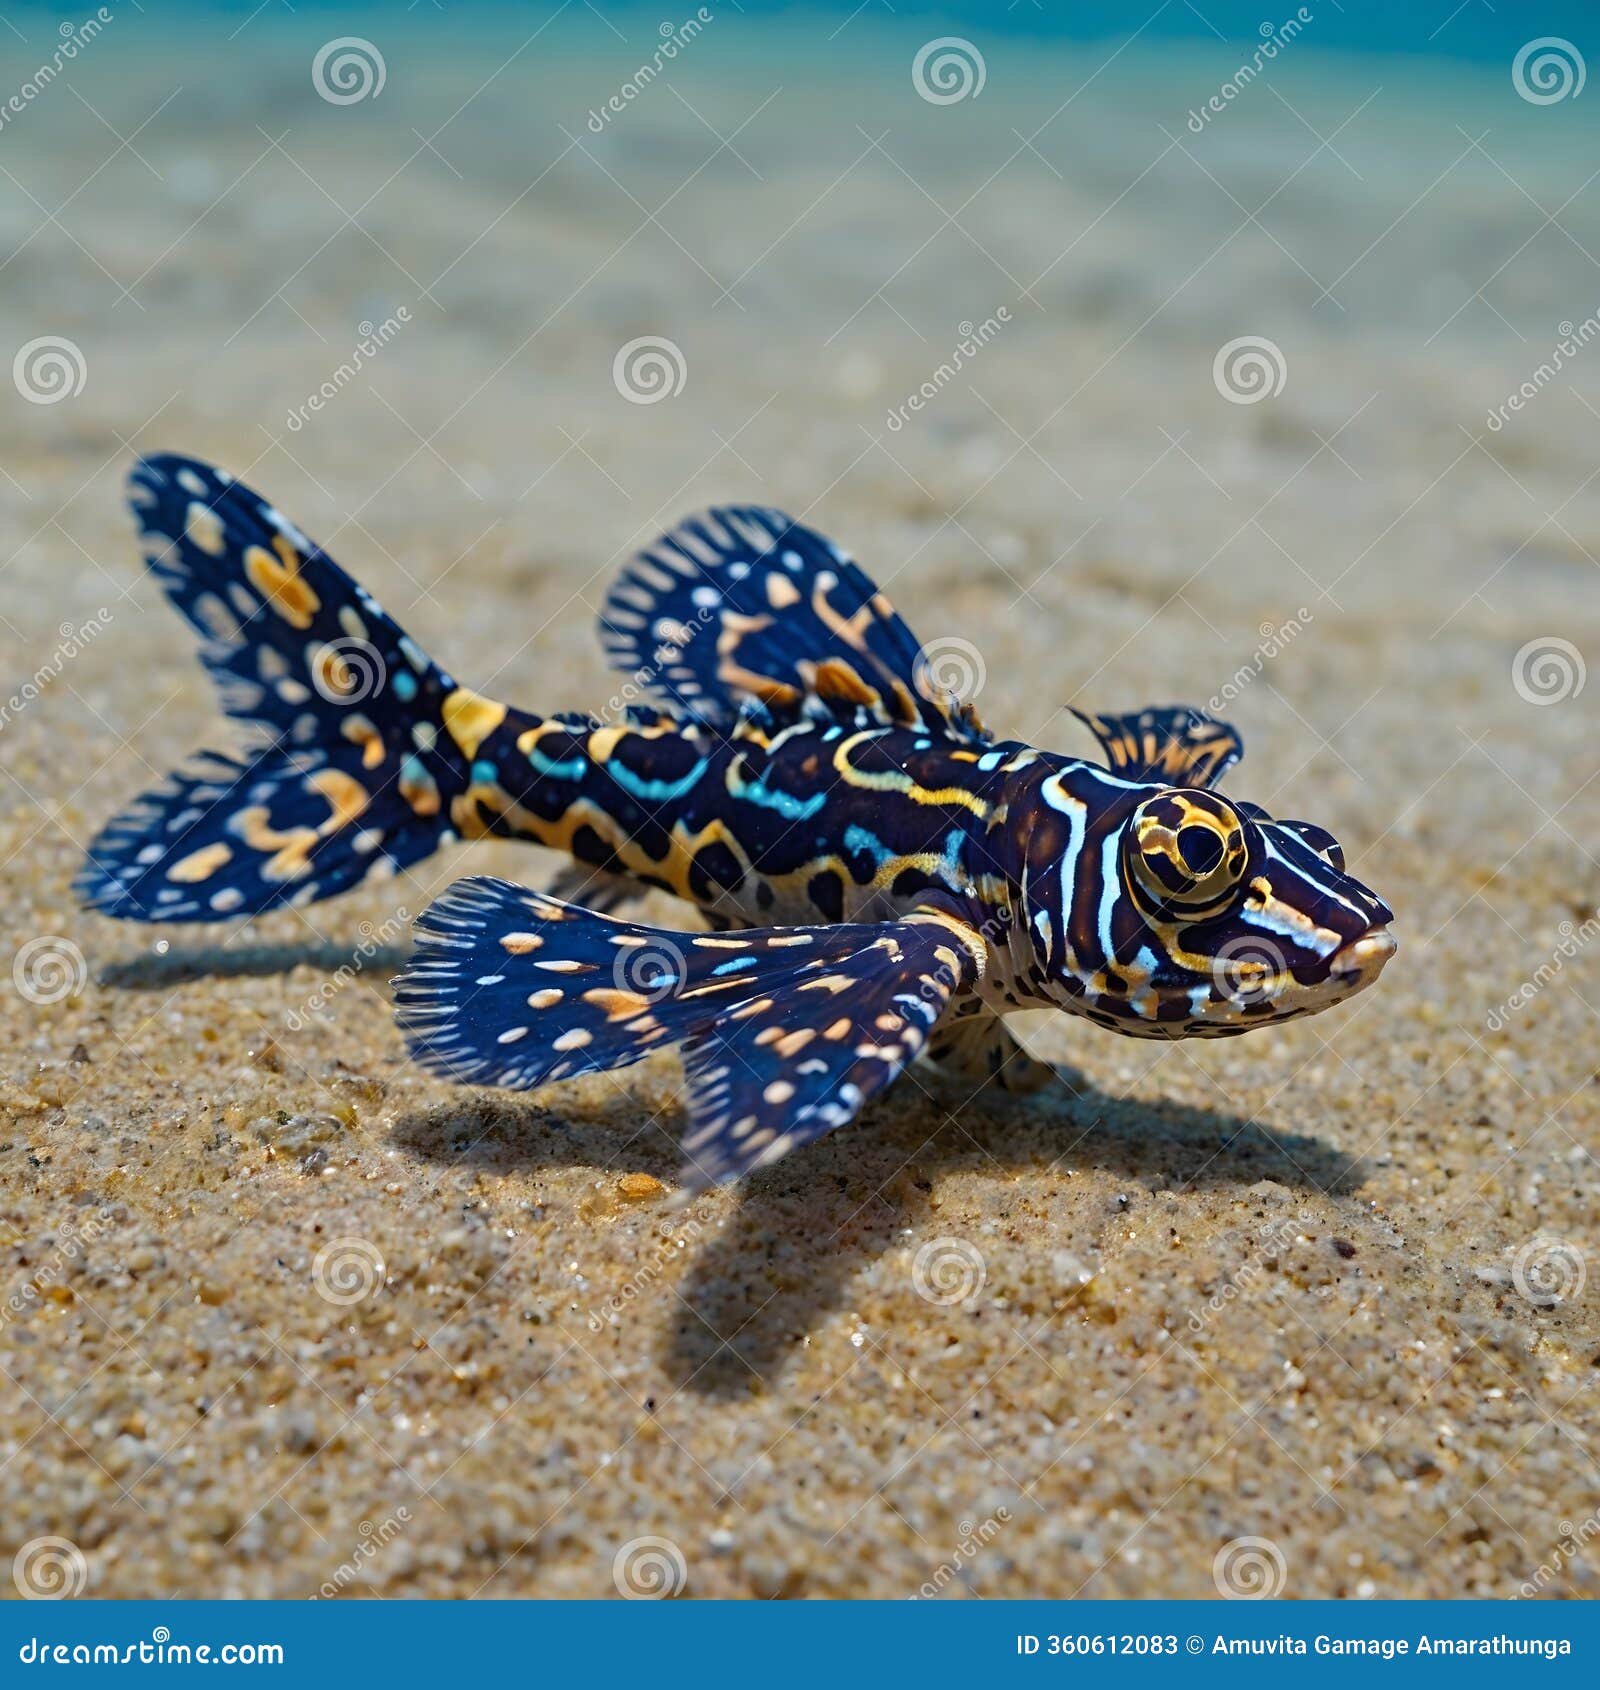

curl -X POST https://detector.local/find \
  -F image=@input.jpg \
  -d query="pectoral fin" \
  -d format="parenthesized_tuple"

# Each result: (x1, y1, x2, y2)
(394, 877, 987, 1186)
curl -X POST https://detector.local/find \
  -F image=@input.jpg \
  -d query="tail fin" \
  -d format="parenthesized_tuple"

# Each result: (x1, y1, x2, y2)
(394, 876, 982, 1187)
(78, 454, 499, 922)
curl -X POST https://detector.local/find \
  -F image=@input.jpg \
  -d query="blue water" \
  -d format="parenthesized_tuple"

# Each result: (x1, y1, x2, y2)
(720, 1, 1599, 65)
(72, 0, 1600, 67)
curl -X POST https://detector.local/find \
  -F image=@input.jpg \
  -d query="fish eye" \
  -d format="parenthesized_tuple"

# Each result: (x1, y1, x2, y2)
(1283, 819, 1344, 871)
(1177, 824, 1224, 875)
(1124, 790, 1249, 910)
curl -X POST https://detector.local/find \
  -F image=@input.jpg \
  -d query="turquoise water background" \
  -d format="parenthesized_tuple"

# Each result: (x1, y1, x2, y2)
(35, 0, 1599, 63)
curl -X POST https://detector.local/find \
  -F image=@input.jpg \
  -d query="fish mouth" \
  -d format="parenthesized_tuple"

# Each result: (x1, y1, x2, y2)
(1328, 926, 1397, 980)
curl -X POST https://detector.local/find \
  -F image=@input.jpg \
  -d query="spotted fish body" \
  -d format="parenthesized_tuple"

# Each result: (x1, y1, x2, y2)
(82, 455, 1396, 1187)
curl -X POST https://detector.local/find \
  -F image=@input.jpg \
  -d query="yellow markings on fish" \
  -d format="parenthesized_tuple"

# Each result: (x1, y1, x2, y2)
(809, 573, 876, 652)
(584, 719, 679, 764)
(452, 762, 762, 917)
(168, 841, 233, 883)
(341, 713, 385, 769)
(243, 542, 320, 630)
(184, 502, 226, 557)
(227, 768, 370, 883)
(677, 975, 759, 1001)
(715, 610, 801, 707)
(441, 688, 506, 760)
(233, 808, 318, 883)
(832, 730, 988, 817)
(904, 910, 989, 978)
(582, 987, 653, 1021)
(516, 721, 562, 756)
(403, 762, 442, 818)
(584, 724, 629, 763)
(808, 658, 880, 708)
(306, 768, 370, 832)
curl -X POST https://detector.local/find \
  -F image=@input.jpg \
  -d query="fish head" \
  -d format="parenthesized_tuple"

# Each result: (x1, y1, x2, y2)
(1012, 765, 1394, 1037)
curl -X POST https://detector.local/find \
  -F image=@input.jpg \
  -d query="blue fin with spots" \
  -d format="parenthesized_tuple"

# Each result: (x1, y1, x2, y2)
(599, 507, 991, 744)
(393, 876, 985, 1187)
(75, 746, 452, 921)
(77, 454, 494, 921)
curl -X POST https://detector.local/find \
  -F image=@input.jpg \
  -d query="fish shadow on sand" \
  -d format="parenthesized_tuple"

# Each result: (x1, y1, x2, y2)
(391, 1072, 1369, 1401)
(96, 939, 413, 990)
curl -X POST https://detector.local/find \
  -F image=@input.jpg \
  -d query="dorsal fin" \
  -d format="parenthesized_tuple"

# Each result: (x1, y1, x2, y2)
(599, 507, 991, 744)
(1070, 705, 1242, 789)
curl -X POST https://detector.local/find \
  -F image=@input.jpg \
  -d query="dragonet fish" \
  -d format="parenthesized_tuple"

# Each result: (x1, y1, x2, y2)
(80, 454, 1396, 1187)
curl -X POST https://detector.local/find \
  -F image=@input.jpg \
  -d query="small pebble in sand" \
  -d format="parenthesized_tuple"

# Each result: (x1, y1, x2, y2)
(617, 1173, 665, 1202)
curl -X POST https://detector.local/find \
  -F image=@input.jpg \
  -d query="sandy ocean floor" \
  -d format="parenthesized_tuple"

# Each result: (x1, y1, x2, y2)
(1, 5, 1597, 1599)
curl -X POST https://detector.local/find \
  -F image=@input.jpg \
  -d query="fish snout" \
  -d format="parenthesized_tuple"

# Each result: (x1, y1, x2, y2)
(1329, 926, 1397, 980)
